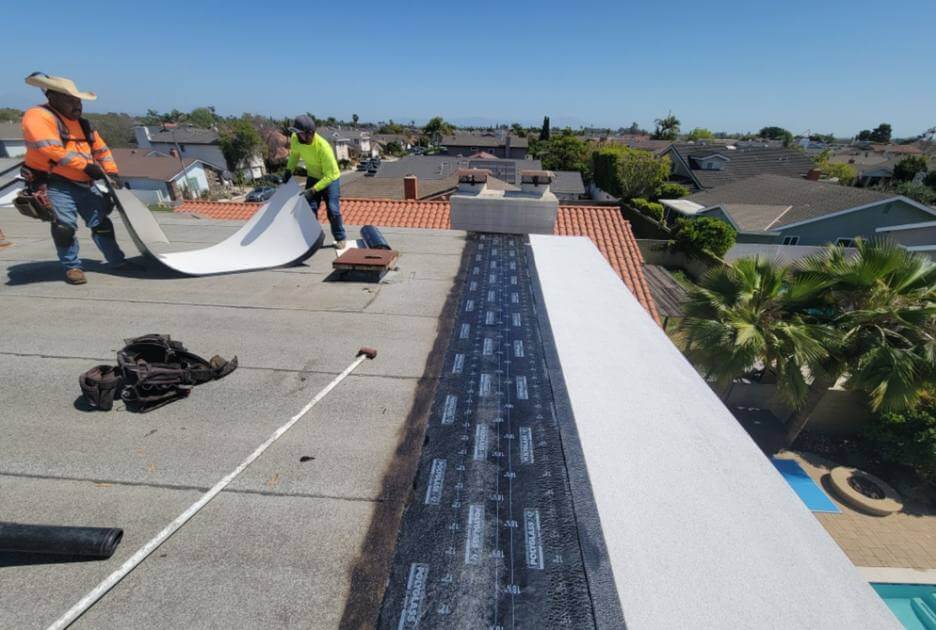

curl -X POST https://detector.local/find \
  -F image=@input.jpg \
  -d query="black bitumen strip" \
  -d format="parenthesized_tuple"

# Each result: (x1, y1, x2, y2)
(377, 234, 604, 629)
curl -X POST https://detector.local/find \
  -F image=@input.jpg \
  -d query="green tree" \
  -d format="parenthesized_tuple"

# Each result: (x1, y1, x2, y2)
(84, 113, 138, 148)
(670, 216, 737, 259)
(0, 107, 23, 123)
(687, 127, 714, 141)
(814, 150, 857, 185)
(591, 145, 671, 200)
(782, 241, 936, 442)
(630, 197, 665, 223)
(378, 120, 404, 134)
(894, 181, 936, 205)
(510, 122, 526, 138)
(857, 123, 892, 143)
(352, 113, 359, 127)
(538, 131, 591, 181)
(219, 118, 262, 172)
(655, 182, 690, 199)
(540, 116, 551, 141)
(926, 171, 936, 188)
(652, 113, 680, 140)
(423, 116, 454, 145)
(759, 126, 794, 146)
(680, 258, 834, 400)
(893, 155, 928, 182)
(864, 394, 936, 484)
(187, 106, 217, 129)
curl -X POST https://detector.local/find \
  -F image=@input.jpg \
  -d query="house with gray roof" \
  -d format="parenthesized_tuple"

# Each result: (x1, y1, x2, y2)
(666, 173, 936, 247)
(357, 155, 585, 201)
(663, 142, 815, 190)
(134, 124, 264, 181)
(440, 133, 529, 159)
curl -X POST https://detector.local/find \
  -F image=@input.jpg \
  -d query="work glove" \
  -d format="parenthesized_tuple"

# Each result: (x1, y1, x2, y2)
(302, 188, 317, 203)
(84, 163, 106, 180)
(281, 170, 292, 183)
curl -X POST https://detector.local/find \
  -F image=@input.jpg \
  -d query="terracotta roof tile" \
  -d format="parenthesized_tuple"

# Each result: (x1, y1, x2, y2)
(176, 199, 660, 323)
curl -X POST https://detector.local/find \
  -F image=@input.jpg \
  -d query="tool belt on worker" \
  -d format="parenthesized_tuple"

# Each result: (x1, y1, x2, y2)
(13, 166, 55, 222)
(79, 335, 238, 413)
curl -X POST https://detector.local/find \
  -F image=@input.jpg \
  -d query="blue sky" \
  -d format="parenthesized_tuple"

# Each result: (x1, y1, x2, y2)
(2, 0, 934, 137)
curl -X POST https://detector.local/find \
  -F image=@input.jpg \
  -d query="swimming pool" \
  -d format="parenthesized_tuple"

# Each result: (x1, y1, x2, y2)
(871, 583, 936, 629)
(771, 457, 840, 513)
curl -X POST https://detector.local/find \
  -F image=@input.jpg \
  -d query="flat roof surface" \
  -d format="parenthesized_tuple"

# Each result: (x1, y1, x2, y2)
(0, 208, 465, 628)
(530, 235, 899, 630)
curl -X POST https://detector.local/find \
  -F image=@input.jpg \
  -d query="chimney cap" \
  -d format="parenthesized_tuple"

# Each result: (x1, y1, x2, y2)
(520, 169, 554, 185)
(456, 168, 490, 185)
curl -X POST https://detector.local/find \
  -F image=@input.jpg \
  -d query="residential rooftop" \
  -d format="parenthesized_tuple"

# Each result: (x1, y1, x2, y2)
(0, 194, 899, 628)
(440, 132, 529, 149)
(685, 173, 905, 231)
(111, 148, 202, 181)
(666, 142, 816, 189)
(175, 198, 660, 322)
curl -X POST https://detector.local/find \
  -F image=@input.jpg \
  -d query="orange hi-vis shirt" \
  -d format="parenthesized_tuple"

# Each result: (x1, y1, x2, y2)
(22, 105, 118, 183)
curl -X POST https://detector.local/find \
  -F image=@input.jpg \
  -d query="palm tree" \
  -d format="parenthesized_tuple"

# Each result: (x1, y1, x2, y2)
(680, 257, 835, 405)
(783, 240, 936, 442)
(681, 242, 936, 446)
(423, 116, 454, 146)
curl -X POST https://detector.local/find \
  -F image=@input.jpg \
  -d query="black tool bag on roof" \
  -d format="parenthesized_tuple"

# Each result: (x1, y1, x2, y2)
(79, 335, 238, 413)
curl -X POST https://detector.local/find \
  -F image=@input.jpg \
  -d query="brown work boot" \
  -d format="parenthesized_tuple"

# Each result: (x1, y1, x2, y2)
(65, 268, 87, 285)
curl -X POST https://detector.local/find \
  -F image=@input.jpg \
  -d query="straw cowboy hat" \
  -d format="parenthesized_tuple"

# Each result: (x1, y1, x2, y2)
(24, 72, 97, 100)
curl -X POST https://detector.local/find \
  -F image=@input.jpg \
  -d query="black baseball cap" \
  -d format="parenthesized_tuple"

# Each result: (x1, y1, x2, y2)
(288, 115, 316, 135)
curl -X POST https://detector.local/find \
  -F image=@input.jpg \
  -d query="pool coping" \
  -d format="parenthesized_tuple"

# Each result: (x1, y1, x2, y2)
(860, 566, 936, 585)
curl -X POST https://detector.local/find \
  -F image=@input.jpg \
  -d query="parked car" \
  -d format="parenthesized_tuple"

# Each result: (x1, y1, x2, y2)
(259, 173, 283, 185)
(246, 186, 276, 202)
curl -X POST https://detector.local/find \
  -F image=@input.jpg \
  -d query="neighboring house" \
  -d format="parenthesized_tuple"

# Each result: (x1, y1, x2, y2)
(876, 220, 936, 260)
(662, 142, 815, 190)
(0, 158, 23, 206)
(318, 127, 375, 160)
(0, 122, 25, 158)
(111, 148, 223, 205)
(666, 173, 936, 246)
(591, 134, 671, 152)
(134, 125, 265, 181)
(439, 133, 529, 159)
(350, 155, 584, 201)
(340, 171, 519, 201)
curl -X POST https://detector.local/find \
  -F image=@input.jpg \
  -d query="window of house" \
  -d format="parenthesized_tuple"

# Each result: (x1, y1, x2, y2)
(836, 238, 855, 247)
(782, 236, 799, 245)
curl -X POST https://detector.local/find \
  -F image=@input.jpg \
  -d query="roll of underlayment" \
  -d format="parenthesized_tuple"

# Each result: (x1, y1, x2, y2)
(360, 225, 391, 250)
(0, 522, 123, 559)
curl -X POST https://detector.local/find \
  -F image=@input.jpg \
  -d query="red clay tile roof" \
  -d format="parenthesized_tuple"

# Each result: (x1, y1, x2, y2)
(175, 199, 660, 323)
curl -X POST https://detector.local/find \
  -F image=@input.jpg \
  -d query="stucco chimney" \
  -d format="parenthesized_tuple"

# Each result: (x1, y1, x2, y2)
(456, 168, 490, 195)
(403, 175, 418, 200)
(450, 169, 558, 235)
(520, 170, 553, 196)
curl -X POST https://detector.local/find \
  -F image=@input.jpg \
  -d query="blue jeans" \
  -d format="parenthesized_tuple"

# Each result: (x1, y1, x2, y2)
(47, 179, 125, 270)
(306, 178, 346, 241)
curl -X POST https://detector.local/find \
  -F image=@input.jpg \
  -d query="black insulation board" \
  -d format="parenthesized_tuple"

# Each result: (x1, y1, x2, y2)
(379, 233, 609, 629)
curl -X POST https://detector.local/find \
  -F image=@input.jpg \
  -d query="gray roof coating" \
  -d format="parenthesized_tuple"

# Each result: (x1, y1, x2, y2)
(529, 234, 900, 630)
(0, 209, 465, 628)
(688, 174, 901, 231)
(667, 143, 815, 189)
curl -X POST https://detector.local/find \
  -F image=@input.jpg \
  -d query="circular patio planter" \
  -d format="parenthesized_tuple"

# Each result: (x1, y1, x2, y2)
(828, 466, 902, 516)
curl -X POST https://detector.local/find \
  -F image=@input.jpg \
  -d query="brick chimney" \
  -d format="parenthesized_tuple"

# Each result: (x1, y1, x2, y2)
(403, 175, 418, 200)
(805, 168, 821, 181)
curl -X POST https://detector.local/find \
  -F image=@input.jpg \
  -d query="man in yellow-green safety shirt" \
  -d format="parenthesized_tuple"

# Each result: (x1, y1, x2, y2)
(282, 115, 346, 248)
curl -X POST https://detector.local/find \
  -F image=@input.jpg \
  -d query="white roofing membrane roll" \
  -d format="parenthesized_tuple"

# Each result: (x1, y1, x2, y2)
(115, 181, 324, 276)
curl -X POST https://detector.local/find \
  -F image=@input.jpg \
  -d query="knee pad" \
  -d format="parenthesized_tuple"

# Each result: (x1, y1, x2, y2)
(91, 217, 115, 238)
(51, 223, 76, 249)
